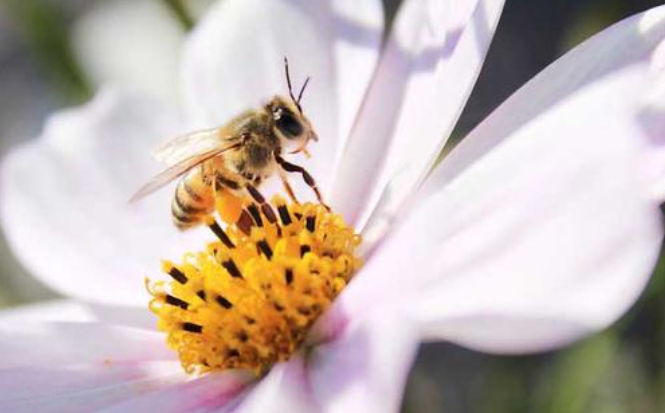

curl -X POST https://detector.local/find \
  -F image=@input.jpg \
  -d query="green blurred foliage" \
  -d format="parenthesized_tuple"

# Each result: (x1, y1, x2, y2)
(2, 0, 92, 103)
(161, 0, 195, 30)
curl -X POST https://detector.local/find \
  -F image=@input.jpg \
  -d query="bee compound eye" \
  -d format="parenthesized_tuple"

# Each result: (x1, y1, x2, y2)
(276, 112, 304, 139)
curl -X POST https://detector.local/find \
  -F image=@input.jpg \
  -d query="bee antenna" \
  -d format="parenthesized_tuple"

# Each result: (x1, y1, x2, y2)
(283, 56, 297, 104)
(297, 77, 310, 106)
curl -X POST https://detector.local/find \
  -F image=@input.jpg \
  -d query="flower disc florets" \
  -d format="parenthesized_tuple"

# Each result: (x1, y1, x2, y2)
(147, 194, 361, 375)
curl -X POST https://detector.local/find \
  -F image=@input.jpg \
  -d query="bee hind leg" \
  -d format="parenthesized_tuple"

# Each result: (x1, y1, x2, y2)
(245, 184, 278, 224)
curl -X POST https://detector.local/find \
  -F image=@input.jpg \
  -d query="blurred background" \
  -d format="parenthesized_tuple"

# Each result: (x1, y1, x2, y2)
(0, 0, 663, 412)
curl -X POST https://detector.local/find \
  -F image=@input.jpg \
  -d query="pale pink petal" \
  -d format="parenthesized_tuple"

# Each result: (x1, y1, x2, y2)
(637, 42, 665, 199)
(0, 361, 186, 413)
(340, 67, 663, 353)
(426, 5, 665, 199)
(217, 308, 417, 413)
(0, 300, 157, 330)
(0, 88, 208, 306)
(331, 0, 505, 231)
(182, 0, 383, 198)
(0, 322, 174, 368)
(97, 371, 252, 413)
(308, 309, 418, 413)
(84, 303, 158, 330)
(0, 300, 96, 324)
(228, 356, 319, 413)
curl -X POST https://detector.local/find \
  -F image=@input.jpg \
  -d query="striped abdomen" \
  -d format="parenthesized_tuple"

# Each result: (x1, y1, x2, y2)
(172, 167, 215, 229)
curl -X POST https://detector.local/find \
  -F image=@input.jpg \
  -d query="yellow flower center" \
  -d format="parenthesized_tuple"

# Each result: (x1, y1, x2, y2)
(147, 192, 362, 375)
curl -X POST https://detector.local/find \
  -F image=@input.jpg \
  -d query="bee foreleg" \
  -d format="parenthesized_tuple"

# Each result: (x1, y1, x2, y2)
(275, 155, 329, 211)
(246, 184, 277, 224)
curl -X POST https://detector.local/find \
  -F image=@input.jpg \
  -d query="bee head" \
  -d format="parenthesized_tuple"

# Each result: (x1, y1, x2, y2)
(271, 57, 318, 156)
(269, 96, 318, 155)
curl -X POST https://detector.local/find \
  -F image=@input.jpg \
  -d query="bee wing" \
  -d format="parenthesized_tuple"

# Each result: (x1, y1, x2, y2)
(153, 127, 236, 166)
(129, 142, 242, 203)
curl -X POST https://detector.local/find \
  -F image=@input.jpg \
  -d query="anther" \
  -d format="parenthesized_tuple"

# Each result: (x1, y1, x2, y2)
(306, 216, 316, 232)
(300, 245, 311, 257)
(165, 294, 190, 310)
(182, 322, 203, 333)
(285, 268, 294, 285)
(236, 330, 249, 342)
(209, 221, 235, 249)
(257, 239, 273, 259)
(167, 267, 188, 284)
(197, 290, 207, 301)
(222, 259, 243, 279)
(216, 295, 233, 309)
(277, 205, 292, 225)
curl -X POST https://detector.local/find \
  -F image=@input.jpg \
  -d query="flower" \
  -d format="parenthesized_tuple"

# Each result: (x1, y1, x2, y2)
(2, 0, 665, 412)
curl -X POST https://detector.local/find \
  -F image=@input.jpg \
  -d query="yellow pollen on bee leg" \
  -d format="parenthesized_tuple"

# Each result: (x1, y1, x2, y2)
(215, 188, 246, 224)
(147, 195, 362, 375)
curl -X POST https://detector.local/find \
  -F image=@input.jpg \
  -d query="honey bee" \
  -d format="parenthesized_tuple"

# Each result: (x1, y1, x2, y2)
(131, 58, 326, 230)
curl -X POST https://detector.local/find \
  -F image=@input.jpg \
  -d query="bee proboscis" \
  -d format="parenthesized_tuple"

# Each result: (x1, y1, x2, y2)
(130, 58, 327, 230)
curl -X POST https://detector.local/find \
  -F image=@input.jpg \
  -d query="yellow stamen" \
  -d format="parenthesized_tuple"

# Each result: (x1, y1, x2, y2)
(147, 194, 362, 375)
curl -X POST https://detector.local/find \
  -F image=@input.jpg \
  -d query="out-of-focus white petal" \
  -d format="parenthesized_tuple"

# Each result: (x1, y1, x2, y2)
(332, 0, 505, 232)
(0, 300, 95, 324)
(341, 67, 663, 353)
(0, 300, 157, 330)
(228, 356, 319, 413)
(97, 372, 251, 413)
(428, 5, 665, 197)
(72, 0, 185, 104)
(637, 40, 665, 199)
(0, 361, 185, 413)
(182, 0, 383, 198)
(0, 89, 206, 306)
(0, 322, 173, 368)
(309, 309, 418, 413)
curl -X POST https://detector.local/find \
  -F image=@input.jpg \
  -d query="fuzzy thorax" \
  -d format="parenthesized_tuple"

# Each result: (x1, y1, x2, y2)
(147, 194, 362, 375)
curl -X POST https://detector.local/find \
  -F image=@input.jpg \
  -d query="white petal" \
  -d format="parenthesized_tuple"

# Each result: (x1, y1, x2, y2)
(214, 311, 416, 413)
(182, 0, 383, 198)
(0, 89, 208, 306)
(331, 0, 505, 231)
(428, 5, 665, 197)
(0, 320, 251, 413)
(309, 309, 418, 413)
(0, 322, 174, 368)
(0, 300, 96, 324)
(96, 372, 252, 413)
(637, 40, 665, 199)
(0, 300, 157, 330)
(342, 66, 663, 353)
(0, 361, 186, 413)
(72, 0, 185, 104)
(229, 357, 319, 413)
